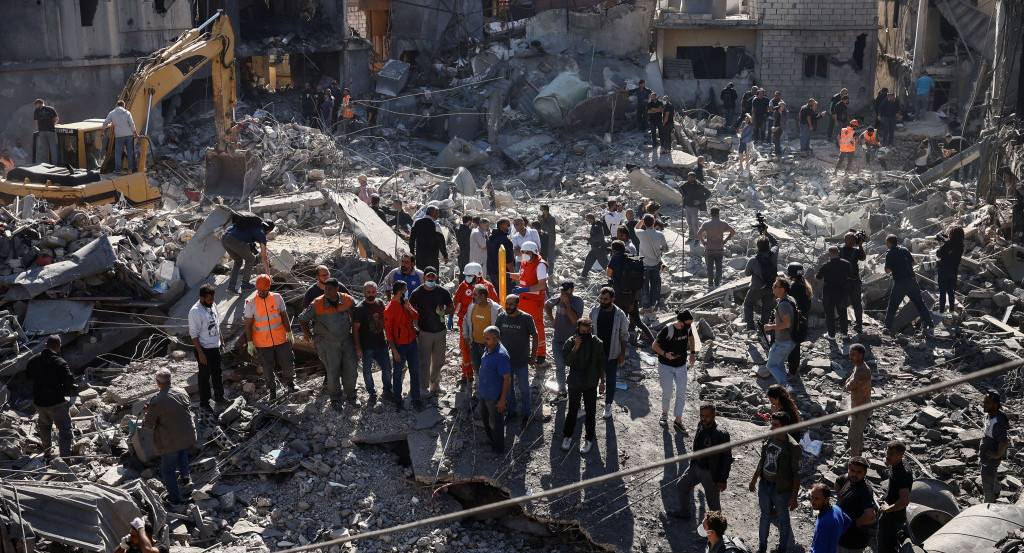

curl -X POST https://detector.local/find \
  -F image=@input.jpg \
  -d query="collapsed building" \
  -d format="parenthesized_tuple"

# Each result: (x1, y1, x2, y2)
(0, 0, 1023, 552)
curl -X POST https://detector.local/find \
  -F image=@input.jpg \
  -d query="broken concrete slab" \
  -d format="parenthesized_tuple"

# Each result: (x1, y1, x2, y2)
(249, 191, 327, 214)
(1, 235, 119, 302)
(376, 59, 411, 97)
(563, 91, 629, 131)
(177, 207, 232, 288)
(892, 289, 935, 331)
(23, 299, 95, 335)
(656, 150, 698, 170)
(413, 406, 444, 430)
(435, 138, 489, 170)
(167, 275, 247, 337)
(407, 430, 442, 484)
(500, 134, 556, 166)
(322, 189, 409, 267)
(627, 168, 681, 206)
(451, 166, 477, 197)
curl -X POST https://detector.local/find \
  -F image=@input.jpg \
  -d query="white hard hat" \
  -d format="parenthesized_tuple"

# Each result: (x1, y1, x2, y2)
(521, 241, 539, 254)
(463, 262, 484, 278)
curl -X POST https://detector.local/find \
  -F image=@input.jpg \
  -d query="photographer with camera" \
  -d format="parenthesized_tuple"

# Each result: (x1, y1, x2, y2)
(743, 217, 779, 336)
(935, 226, 965, 314)
(680, 172, 712, 244)
(840, 231, 867, 334)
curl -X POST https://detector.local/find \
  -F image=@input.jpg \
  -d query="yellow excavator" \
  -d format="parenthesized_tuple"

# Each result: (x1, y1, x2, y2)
(0, 10, 258, 208)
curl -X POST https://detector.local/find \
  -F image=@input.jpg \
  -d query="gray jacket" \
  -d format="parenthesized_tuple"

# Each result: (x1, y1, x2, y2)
(462, 300, 505, 343)
(144, 386, 197, 455)
(588, 304, 629, 360)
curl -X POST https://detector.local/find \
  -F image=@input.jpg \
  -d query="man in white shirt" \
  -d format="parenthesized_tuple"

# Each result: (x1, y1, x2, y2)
(470, 218, 490, 268)
(510, 217, 540, 268)
(634, 214, 669, 313)
(102, 100, 139, 173)
(603, 199, 624, 234)
(357, 176, 376, 204)
(188, 284, 225, 411)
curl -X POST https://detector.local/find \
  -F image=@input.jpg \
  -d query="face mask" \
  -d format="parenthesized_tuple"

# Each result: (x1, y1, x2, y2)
(523, 254, 532, 263)
(697, 524, 708, 538)
(365, 296, 376, 303)
(424, 281, 436, 289)
(465, 276, 475, 283)
(404, 290, 410, 300)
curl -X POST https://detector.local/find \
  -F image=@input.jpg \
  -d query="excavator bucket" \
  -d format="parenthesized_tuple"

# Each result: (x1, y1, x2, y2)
(203, 148, 260, 200)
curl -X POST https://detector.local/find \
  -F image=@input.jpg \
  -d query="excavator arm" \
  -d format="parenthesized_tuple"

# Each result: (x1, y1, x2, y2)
(119, 10, 237, 151)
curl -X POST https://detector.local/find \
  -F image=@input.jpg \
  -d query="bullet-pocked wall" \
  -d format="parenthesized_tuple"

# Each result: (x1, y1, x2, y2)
(755, 0, 878, 118)
(0, 0, 193, 151)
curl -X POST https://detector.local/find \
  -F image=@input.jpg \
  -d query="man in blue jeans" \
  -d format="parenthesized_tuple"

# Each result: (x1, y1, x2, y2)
(749, 412, 801, 553)
(494, 294, 538, 426)
(589, 288, 629, 420)
(143, 369, 197, 507)
(915, 72, 934, 117)
(352, 281, 393, 405)
(477, 326, 511, 454)
(763, 277, 797, 392)
(882, 234, 934, 334)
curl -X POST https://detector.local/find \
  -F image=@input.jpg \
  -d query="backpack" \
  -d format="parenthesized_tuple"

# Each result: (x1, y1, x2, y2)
(231, 210, 264, 230)
(780, 296, 808, 342)
(619, 254, 646, 291)
(755, 252, 777, 287)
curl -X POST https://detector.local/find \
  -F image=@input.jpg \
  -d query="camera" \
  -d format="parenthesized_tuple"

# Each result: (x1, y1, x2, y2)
(751, 212, 768, 234)
(848, 229, 867, 245)
(935, 233, 947, 243)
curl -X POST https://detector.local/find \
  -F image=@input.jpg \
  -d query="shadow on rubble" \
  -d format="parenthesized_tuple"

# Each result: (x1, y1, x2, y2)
(660, 426, 697, 552)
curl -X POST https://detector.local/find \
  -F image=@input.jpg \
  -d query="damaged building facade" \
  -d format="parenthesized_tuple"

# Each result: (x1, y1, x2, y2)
(655, 0, 878, 108)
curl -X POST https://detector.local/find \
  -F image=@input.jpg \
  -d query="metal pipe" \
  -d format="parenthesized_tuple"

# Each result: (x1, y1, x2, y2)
(143, 92, 154, 136)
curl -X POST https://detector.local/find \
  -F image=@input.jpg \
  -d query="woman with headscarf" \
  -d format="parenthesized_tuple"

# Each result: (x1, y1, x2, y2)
(785, 263, 813, 375)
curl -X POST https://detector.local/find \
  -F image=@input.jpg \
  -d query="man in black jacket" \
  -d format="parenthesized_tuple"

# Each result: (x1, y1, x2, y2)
(26, 335, 75, 458)
(878, 92, 900, 146)
(672, 403, 733, 518)
(752, 89, 770, 143)
(720, 83, 738, 128)
(455, 215, 473, 280)
(680, 173, 712, 243)
(815, 246, 853, 338)
(409, 205, 449, 272)
(581, 213, 609, 278)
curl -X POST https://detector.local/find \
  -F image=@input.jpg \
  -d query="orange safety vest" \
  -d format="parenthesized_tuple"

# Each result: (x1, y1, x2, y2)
(0, 158, 13, 174)
(247, 293, 288, 348)
(839, 127, 856, 152)
(862, 129, 879, 146)
(342, 95, 354, 119)
(517, 256, 548, 303)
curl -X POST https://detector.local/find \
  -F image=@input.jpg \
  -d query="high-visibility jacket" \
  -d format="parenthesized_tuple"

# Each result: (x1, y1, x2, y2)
(839, 127, 856, 152)
(0, 157, 13, 174)
(517, 256, 548, 303)
(342, 95, 354, 119)
(247, 292, 288, 348)
(298, 293, 355, 340)
(862, 129, 879, 146)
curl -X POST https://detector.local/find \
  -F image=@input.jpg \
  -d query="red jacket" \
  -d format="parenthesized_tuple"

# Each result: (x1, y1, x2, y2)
(454, 279, 499, 319)
(383, 299, 419, 344)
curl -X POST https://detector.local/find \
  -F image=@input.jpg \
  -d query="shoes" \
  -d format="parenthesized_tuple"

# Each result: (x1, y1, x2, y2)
(660, 413, 668, 426)
(366, 394, 378, 407)
(429, 384, 444, 395)
(382, 390, 395, 402)
(331, 401, 344, 412)
(411, 399, 424, 411)
(285, 381, 297, 393)
(214, 397, 230, 406)
(853, 325, 863, 334)
(347, 397, 362, 408)
(394, 399, 405, 412)
(673, 420, 685, 432)
(603, 405, 613, 420)
(561, 437, 572, 451)
(536, 356, 547, 366)
(580, 439, 593, 454)
(200, 402, 214, 414)
(420, 388, 432, 399)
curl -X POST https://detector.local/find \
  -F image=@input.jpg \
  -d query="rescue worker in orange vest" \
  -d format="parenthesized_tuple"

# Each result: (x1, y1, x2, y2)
(510, 241, 549, 364)
(244, 275, 296, 400)
(835, 119, 860, 177)
(341, 87, 355, 137)
(0, 149, 14, 175)
(298, 278, 359, 410)
(452, 262, 499, 388)
(859, 125, 881, 165)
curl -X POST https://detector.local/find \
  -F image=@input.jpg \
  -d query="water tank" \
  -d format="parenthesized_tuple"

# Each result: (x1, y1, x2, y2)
(682, 0, 726, 18)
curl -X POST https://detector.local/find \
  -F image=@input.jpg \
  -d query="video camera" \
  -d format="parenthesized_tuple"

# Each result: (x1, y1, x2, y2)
(752, 212, 768, 235)
(848, 229, 868, 245)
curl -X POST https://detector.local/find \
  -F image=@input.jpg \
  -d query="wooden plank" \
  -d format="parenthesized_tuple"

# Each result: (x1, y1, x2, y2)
(322, 189, 409, 267)
(981, 314, 1024, 338)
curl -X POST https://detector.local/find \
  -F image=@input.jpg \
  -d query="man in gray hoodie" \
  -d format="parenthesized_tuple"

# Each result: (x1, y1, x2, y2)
(589, 287, 629, 420)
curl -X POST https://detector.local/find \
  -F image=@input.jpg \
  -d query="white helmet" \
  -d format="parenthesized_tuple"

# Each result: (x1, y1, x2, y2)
(463, 262, 484, 278)
(521, 241, 539, 254)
